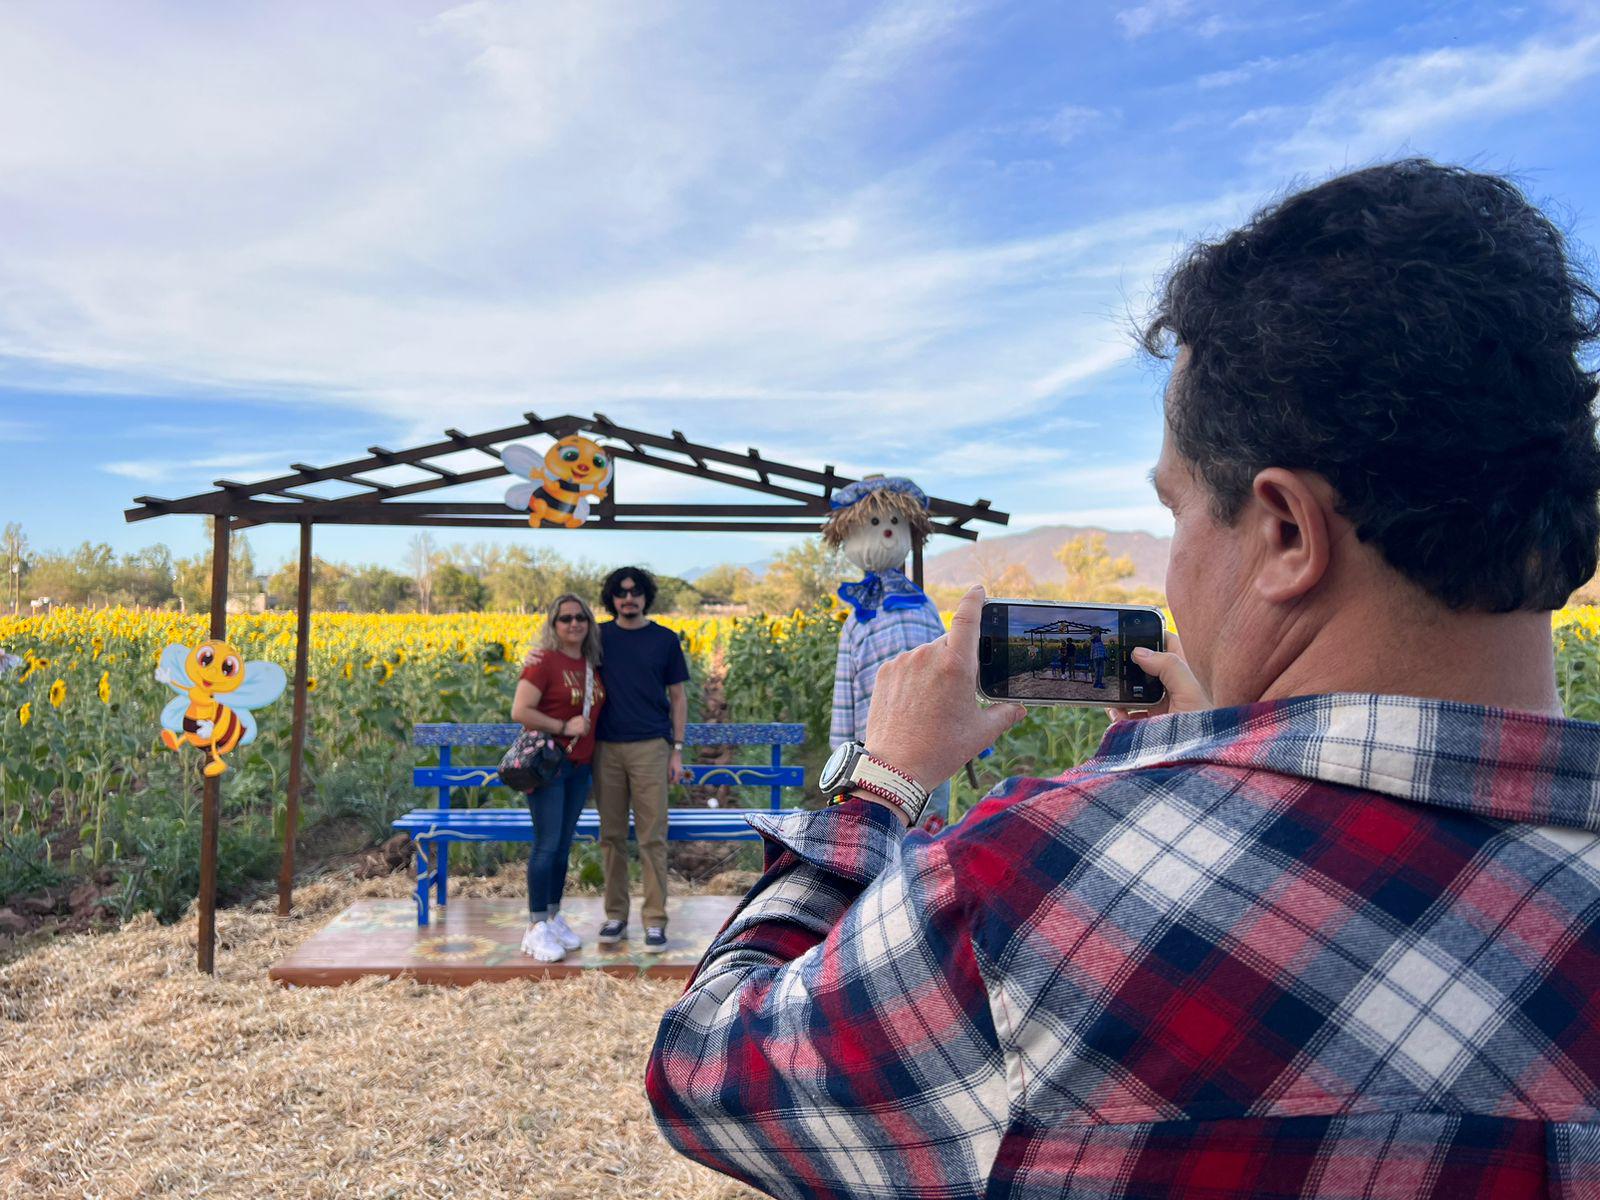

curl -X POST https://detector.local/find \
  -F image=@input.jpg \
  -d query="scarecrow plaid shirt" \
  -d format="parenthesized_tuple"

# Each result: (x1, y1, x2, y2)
(829, 596, 946, 747)
(648, 694, 1600, 1199)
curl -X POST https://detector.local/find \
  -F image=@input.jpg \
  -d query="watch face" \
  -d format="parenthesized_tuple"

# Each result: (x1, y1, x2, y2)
(819, 742, 857, 794)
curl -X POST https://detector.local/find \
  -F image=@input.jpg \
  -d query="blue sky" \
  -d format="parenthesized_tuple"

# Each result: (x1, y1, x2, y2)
(3, 0, 1599, 580)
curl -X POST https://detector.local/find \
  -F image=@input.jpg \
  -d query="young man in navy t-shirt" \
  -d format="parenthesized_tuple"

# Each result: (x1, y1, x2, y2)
(593, 566, 690, 953)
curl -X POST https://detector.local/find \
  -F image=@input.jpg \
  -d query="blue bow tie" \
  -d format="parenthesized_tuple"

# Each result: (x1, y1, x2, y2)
(837, 569, 931, 621)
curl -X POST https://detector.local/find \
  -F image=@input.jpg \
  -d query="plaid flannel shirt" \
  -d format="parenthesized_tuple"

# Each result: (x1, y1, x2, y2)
(648, 694, 1600, 1199)
(829, 597, 946, 748)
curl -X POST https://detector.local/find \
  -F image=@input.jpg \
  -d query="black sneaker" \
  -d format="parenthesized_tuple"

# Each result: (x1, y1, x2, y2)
(644, 926, 667, 953)
(597, 920, 627, 945)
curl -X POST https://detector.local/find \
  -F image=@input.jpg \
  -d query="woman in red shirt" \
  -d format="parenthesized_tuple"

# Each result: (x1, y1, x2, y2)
(511, 592, 605, 963)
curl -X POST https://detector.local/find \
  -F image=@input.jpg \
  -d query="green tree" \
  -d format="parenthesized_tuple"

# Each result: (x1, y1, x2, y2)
(340, 564, 414, 612)
(742, 539, 845, 614)
(267, 555, 349, 612)
(3, 522, 28, 614)
(171, 522, 258, 613)
(433, 562, 489, 612)
(695, 563, 756, 605)
(1054, 533, 1135, 601)
(652, 574, 702, 614)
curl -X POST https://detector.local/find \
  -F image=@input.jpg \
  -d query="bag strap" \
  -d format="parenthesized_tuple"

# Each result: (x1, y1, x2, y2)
(560, 662, 595, 752)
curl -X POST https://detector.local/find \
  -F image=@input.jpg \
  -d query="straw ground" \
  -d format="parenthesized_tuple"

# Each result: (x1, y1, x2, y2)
(0, 868, 760, 1200)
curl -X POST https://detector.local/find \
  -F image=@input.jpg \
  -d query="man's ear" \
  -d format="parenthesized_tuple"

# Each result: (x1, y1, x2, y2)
(1248, 468, 1333, 602)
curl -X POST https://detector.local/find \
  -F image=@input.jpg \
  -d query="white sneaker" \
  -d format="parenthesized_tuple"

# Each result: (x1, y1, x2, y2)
(520, 922, 565, 963)
(547, 912, 582, 951)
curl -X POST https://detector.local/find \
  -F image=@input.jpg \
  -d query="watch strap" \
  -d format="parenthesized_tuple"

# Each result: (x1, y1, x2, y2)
(843, 753, 927, 825)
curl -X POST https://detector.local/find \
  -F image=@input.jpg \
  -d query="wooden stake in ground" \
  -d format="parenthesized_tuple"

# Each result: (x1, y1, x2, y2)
(197, 517, 229, 974)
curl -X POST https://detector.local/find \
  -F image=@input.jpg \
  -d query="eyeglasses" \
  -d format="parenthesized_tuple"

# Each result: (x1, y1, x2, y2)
(613, 585, 644, 597)
(554, 614, 589, 624)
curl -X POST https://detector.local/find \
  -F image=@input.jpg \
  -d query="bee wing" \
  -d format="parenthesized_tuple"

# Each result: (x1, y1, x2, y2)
(236, 706, 260, 747)
(160, 694, 189, 733)
(504, 482, 537, 510)
(574, 497, 591, 521)
(157, 644, 193, 691)
(230, 661, 287, 711)
(501, 444, 539, 478)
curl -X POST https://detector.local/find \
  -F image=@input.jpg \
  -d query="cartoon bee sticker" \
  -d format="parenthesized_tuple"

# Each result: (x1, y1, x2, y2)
(155, 640, 287, 777)
(502, 435, 613, 528)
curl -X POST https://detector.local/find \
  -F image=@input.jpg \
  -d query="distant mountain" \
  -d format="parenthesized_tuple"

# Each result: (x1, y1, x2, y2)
(682, 557, 772, 583)
(924, 525, 1170, 594)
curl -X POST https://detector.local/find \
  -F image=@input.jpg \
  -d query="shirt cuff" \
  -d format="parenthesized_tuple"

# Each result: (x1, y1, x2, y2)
(744, 800, 905, 888)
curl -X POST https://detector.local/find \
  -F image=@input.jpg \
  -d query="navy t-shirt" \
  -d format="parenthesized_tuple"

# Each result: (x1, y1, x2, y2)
(595, 620, 691, 742)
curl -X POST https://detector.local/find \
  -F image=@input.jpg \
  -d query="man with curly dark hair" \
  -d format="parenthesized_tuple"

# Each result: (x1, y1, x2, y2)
(591, 566, 689, 953)
(650, 161, 1600, 1197)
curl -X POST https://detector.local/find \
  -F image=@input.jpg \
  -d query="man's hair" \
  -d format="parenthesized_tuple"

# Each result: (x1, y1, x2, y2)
(600, 566, 657, 616)
(1142, 159, 1600, 611)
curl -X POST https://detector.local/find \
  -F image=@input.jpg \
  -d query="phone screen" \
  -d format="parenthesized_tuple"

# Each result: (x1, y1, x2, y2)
(978, 602, 1166, 707)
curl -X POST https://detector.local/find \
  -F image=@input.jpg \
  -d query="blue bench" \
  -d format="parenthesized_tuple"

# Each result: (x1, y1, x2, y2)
(393, 721, 807, 924)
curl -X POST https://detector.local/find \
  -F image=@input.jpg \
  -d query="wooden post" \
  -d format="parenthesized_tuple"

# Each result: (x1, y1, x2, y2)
(198, 516, 230, 973)
(912, 541, 924, 590)
(277, 521, 313, 916)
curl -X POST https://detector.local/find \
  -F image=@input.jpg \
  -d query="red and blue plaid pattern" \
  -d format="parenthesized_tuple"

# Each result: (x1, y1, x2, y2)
(648, 694, 1600, 1198)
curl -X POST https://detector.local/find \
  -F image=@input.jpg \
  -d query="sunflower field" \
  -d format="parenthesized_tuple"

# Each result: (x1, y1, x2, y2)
(6, 604, 1600, 922)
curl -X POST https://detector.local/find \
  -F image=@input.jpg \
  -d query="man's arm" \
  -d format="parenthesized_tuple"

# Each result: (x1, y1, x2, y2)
(647, 803, 1008, 1200)
(667, 681, 687, 784)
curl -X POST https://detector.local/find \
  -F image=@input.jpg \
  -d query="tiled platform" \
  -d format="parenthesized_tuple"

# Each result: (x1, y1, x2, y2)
(269, 895, 736, 987)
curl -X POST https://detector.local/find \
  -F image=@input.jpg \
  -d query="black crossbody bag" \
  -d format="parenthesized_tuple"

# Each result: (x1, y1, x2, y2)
(499, 662, 593, 792)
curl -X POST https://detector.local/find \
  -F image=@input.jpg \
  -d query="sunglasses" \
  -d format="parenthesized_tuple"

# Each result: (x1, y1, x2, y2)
(554, 613, 589, 624)
(613, 585, 644, 597)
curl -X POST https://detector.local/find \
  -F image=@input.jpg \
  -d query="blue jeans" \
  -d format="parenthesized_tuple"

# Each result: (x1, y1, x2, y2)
(525, 759, 593, 919)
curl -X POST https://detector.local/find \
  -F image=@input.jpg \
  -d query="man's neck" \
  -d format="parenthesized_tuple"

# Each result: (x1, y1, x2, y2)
(614, 613, 649, 630)
(1251, 587, 1562, 716)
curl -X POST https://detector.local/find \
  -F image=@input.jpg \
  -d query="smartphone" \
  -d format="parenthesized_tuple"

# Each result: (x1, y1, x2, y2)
(977, 599, 1167, 708)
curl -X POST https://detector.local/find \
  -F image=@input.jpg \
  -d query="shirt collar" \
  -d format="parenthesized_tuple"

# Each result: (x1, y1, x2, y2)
(1079, 693, 1600, 832)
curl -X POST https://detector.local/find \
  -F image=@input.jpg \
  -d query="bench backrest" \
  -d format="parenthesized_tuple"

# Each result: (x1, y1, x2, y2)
(412, 722, 807, 813)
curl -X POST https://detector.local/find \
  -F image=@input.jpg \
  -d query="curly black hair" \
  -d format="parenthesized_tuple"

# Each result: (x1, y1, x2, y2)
(600, 565, 657, 616)
(1142, 159, 1600, 612)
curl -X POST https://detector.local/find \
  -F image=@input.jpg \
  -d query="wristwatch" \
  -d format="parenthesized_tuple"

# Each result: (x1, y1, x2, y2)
(818, 741, 928, 826)
(671, 740, 684, 751)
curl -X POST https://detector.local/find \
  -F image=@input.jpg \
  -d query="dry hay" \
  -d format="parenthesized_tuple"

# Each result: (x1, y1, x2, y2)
(0, 868, 760, 1200)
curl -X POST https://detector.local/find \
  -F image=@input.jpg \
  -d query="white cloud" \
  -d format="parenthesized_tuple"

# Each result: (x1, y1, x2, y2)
(1035, 104, 1106, 145)
(1272, 29, 1600, 168)
(0, 418, 46, 443)
(1116, 0, 1192, 39)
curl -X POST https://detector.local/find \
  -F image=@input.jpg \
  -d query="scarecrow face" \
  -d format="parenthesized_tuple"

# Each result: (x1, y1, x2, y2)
(843, 513, 913, 573)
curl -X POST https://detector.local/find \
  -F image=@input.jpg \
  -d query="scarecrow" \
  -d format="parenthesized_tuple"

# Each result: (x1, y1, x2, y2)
(823, 476, 950, 831)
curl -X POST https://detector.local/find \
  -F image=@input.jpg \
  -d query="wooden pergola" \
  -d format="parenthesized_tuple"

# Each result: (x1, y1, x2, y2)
(124, 412, 1010, 972)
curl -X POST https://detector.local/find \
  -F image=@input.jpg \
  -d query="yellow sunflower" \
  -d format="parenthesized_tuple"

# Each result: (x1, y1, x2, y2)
(48, 678, 66, 708)
(411, 935, 499, 961)
(98, 671, 111, 705)
(17, 702, 30, 727)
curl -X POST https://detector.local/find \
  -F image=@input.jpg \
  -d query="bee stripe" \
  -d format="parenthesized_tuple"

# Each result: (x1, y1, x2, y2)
(539, 489, 579, 515)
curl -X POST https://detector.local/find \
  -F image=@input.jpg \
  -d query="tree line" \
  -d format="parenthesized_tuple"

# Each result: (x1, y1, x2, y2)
(2, 521, 1169, 616)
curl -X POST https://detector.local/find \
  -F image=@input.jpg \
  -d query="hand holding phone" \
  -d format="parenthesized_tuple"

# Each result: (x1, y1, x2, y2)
(1104, 629, 1212, 722)
(861, 587, 1027, 790)
(978, 599, 1168, 709)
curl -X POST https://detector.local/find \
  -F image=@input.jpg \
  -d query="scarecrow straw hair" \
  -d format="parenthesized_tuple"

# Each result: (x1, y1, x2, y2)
(0, 867, 760, 1200)
(821, 487, 932, 547)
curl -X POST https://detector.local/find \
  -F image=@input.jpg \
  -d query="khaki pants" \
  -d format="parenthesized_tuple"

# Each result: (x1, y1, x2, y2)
(594, 738, 670, 929)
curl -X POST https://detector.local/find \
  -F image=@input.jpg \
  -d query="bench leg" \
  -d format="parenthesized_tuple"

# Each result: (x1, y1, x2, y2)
(436, 841, 449, 909)
(415, 840, 431, 926)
